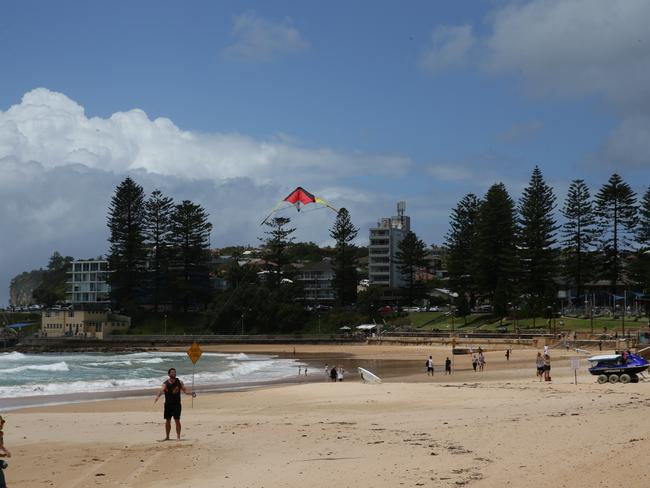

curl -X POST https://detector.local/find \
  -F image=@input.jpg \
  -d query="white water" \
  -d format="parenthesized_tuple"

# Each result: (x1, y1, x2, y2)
(0, 351, 301, 398)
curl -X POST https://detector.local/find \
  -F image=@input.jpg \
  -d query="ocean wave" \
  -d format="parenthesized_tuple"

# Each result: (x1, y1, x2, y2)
(0, 361, 69, 374)
(0, 351, 27, 361)
(134, 357, 164, 364)
(86, 360, 133, 367)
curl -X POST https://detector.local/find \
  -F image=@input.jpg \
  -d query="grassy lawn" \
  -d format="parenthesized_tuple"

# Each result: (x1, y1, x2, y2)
(404, 312, 650, 333)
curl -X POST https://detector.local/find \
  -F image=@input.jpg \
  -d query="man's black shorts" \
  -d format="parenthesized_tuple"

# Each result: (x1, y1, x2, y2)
(164, 403, 182, 420)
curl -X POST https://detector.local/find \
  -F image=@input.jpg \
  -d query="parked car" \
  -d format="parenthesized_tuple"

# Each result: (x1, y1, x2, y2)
(378, 305, 394, 315)
(428, 306, 440, 312)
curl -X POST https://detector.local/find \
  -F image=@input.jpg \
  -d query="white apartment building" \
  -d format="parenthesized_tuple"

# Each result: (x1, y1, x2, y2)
(368, 202, 410, 288)
(67, 259, 111, 304)
(295, 260, 336, 302)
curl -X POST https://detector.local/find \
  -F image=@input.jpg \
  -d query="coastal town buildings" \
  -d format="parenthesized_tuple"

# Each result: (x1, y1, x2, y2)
(368, 201, 410, 288)
(40, 309, 130, 339)
(295, 260, 336, 303)
(67, 259, 111, 305)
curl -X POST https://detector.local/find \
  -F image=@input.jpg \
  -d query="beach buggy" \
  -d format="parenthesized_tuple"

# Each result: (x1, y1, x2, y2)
(587, 353, 649, 384)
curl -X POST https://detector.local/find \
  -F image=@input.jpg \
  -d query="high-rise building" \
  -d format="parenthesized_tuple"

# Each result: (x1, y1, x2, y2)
(368, 202, 410, 288)
(67, 259, 111, 304)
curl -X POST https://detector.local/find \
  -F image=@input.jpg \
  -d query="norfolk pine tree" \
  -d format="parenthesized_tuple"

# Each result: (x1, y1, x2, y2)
(561, 180, 597, 301)
(330, 208, 359, 306)
(518, 166, 559, 317)
(445, 193, 481, 321)
(475, 183, 518, 318)
(168, 200, 213, 311)
(631, 187, 650, 314)
(594, 174, 637, 290)
(107, 177, 147, 310)
(144, 189, 174, 312)
(395, 231, 429, 306)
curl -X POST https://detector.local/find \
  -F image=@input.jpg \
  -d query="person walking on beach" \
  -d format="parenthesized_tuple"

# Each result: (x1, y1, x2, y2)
(0, 415, 11, 488)
(478, 352, 486, 371)
(154, 368, 195, 441)
(330, 366, 337, 382)
(324, 364, 329, 380)
(426, 356, 434, 376)
(337, 366, 344, 382)
(472, 354, 478, 372)
(536, 352, 545, 381)
(445, 357, 452, 375)
(505, 349, 510, 361)
(543, 354, 551, 381)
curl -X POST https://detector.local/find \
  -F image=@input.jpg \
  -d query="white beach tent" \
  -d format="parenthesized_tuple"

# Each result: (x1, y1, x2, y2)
(356, 324, 377, 331)
(339, 326, 351, 330)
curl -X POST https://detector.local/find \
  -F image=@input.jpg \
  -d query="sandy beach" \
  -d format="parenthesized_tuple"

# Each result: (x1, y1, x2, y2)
(3, 344, 650, 487)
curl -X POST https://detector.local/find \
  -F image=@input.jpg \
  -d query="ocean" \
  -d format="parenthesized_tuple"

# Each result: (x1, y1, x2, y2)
(0, 351, 302, 400)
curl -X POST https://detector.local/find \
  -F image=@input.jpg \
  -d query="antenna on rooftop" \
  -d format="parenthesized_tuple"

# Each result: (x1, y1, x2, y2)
(397, 201, 405, 226)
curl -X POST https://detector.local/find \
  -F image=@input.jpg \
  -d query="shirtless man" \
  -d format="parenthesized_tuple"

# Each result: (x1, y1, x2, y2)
(0, 415, 11, 488)
(154, 368, 194, 440)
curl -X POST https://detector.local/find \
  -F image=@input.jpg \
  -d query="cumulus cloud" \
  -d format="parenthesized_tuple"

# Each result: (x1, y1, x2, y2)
(0, 88, 410, 304)
(419, 24, 475, 74)
(484, 0, 650, 105)
(222, 11, 310, 62)
(416, 2, 648, 168)
(0, 88, 409, 185)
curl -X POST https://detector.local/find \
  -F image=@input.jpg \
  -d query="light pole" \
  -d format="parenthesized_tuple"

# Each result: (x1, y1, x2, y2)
(546, 306, 552, 335)
(164, 314, 167, 335)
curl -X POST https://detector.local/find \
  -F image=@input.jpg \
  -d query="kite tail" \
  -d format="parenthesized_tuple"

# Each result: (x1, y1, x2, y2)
(315, 197, 338, 213)
(260, 201, 286, 225)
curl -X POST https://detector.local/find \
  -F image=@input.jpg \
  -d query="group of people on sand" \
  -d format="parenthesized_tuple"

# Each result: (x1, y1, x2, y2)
(425, 356, 453, 375)
(536, 346, 552, 381)
(471, 352, 486, 372)
(325, 364, 345, 382)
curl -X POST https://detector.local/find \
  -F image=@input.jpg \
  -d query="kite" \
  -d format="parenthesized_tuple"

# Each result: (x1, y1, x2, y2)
(261, 186, 338, 225)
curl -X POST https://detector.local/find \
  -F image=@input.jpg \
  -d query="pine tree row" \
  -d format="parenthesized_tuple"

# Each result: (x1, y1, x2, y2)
(107, 177, 212, 312)
(445, 168, 650, 318)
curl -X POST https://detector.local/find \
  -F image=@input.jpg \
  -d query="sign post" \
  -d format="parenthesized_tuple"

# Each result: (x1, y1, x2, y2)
(570, 357, 580, 385)
(187, 342, 203, 408)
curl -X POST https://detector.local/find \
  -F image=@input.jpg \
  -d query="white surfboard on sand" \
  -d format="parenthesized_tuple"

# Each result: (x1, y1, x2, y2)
(358, 367, 382, 384)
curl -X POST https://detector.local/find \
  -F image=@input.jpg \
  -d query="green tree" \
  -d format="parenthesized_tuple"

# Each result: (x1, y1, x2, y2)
(445, 193, 481, 318)
(330, 208, 359, 305)
(144, 189, 174, 312)
(107, 177, 147, 310)
(475, 183, 518, 317)
(260, 217, 296, 289)
(518, 166, 558, 317)
(630, 187, 650, 314)
(594, 174, 637, 289)
(168, 200, 213, 311)
(395, 231, 429, 306)
(32, 251, 74, 306)
(561, 179, 597, 300)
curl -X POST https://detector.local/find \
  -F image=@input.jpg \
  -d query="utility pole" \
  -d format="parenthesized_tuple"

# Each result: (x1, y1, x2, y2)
(164, 314, 167, 335)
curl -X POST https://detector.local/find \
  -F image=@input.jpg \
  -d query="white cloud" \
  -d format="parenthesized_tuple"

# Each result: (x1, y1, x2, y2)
(484, 0, 650, 105)
(222, 11, 310, 62)
(419, 24, 475, 75)
(0, 88, 410, 186)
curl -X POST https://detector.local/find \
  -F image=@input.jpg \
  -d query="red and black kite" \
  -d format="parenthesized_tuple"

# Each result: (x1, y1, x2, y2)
(261, 187, 338, 225)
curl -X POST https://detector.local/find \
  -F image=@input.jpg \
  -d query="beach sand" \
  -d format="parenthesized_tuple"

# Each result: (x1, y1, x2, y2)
(3, 344, 650, 487)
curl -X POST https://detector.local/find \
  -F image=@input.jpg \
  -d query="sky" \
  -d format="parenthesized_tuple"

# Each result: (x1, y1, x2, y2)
(2, 0, 650, 305)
